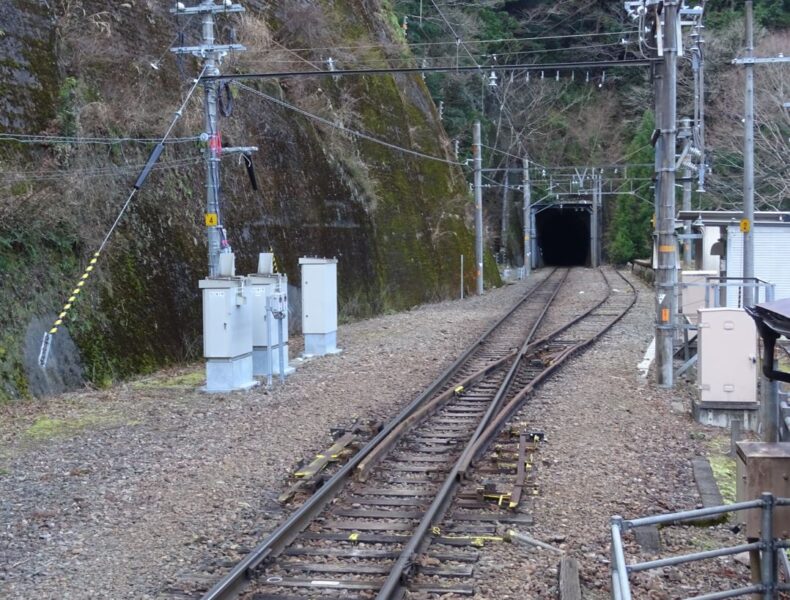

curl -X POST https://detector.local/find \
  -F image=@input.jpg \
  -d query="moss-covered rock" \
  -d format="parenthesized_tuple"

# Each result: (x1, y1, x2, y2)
(0, 0, 501, 400)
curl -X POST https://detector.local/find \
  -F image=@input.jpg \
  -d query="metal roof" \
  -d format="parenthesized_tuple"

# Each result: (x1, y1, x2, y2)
(753, 298, 790, 337)
(677, 210, 790, 226)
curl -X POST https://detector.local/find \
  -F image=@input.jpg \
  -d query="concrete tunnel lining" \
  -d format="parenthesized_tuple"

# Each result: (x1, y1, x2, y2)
(535, 205, 591, 266)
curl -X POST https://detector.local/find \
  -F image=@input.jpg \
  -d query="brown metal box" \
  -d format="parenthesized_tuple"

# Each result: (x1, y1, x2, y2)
(735, 442, 790, 538)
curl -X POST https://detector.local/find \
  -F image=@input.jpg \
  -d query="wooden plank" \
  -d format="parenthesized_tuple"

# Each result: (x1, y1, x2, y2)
(284, 548, 399, 559)
(332, 508, 423, 519)
(450, 512, 534, 525)
(347, 496, 426, 507)
(298, 532, 405, 544)
(559, 556, 582, 600)
(420, 565, 474, 577)
(354, 487, 433, 497)
(280, 562, 392, 575)
(260, 577, 382, 590)
(510, 432, 528, 508)
(324, 520, 415, 531)
(408, 583, 474, 595)
(294, 433, 356, 479)
(385, 464, 445, 473)
(389, 454, 449, 463)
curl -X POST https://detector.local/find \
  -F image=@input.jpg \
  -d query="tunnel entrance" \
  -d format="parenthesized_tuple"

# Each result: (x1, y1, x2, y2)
(535, 204, 591, 266)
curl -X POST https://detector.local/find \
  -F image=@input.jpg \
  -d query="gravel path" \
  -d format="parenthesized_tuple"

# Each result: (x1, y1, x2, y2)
(0, 267, 748, 599)
(475, 269, 753, 599)
(1, 273, 547, 599)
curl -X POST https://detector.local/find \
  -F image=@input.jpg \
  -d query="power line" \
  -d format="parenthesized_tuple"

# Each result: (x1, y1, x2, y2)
(0, 157, 202, 185)
(253, 41, 628, 68)
(0, 133, 201, 145)
(276, 29, 639, 54)
(235, 83, 462, 166)
(428, 0, 480, 68)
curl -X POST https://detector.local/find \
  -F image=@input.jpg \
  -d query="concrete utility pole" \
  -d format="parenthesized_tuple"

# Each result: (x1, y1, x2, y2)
(680, 117, 693, 266)
(522, 157, 531, 277)
(473, 121, 484, 295)
(654, 1, 680, 388)
(691, 21, 706, 192)
(500, 161, 510, 265)
(171, 0, 247, 277)
(590, 173, 598, 268)
(742, 0, 756, 307)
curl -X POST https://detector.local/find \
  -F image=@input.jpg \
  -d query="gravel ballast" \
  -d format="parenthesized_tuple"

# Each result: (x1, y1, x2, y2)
(0, 268, 750, 599)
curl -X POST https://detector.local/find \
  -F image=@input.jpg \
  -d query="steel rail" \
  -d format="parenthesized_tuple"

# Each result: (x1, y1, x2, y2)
(200, 269, 562, 600)
(376, 268, 638, 599)
(458, 268, 638, 476)
(374, 269, 572, 600)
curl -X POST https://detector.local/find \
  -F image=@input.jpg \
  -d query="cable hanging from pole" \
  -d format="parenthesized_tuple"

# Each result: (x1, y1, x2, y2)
(37, 66, 207, 370)
(235, 83, 462, 166)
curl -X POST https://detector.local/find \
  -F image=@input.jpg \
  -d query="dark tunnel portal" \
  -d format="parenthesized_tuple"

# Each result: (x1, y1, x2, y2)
(536, 205, 590, 266)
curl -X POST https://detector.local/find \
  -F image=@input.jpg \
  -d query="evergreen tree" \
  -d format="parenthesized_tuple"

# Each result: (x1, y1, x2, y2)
(607, 110, 656, 264)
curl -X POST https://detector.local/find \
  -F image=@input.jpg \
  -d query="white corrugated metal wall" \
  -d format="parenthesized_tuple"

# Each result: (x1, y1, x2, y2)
(726, 224, 790, 305)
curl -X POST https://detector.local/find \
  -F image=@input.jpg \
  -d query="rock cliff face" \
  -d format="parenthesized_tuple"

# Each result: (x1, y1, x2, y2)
(0, 0, 498, 400)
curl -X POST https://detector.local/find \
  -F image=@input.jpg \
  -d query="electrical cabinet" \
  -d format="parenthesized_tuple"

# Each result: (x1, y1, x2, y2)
(199, 275, 256, 391)
(200, 278, 251, 358)
(697, 308, 758, 406)
(248, 272, 292, 377)
(248, 274, 289, 346)
(680, 270, 716, 323)
(300, 257, 339, 356)
(300, 258, 337, 335)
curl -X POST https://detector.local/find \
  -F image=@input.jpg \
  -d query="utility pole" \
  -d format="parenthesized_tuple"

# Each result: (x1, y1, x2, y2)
(473, 121, 484, 295)
(691, 20, 706, 192)
(742, 0, 756, 307)
(591, 172, 599, 268)
(522, 157, 531, 278)
(654, 1, 680, 388)
(172, 1, 260, 393)
(171, 0, 249, 277)
(500, 161, 510, 265)
(680, 117, 693, 266)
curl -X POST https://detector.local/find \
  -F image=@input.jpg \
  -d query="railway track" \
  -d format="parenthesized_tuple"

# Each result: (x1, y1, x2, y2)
(193, 267, 636, 600)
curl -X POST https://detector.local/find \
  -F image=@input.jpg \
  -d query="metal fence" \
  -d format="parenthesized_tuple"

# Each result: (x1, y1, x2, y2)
(611, 493, 790, 600)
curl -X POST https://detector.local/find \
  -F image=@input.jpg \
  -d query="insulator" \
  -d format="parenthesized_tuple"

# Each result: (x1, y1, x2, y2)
(488, 70, 498, 88)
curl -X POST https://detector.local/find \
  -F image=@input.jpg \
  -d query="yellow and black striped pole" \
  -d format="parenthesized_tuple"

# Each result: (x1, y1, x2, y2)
(38, 251, 101, 367)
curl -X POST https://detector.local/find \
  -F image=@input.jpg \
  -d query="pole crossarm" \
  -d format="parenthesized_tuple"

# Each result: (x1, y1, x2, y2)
(171, 44, 246, 56)
(733, 56, 790, 65)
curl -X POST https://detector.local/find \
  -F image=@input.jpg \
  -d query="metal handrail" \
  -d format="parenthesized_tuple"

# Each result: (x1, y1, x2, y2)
(611, 493, 788, 600)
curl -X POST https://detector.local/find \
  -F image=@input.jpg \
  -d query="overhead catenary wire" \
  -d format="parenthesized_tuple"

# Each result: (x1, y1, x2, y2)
(0, 133, 201, 145)
(272, 30, 640, 55)
(253, 42, 631, 68)
(37, 66, 207, 370)
(202, 59, 657, 82)
(235, 83, 462, 166)
(0, 157, 202, 186)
